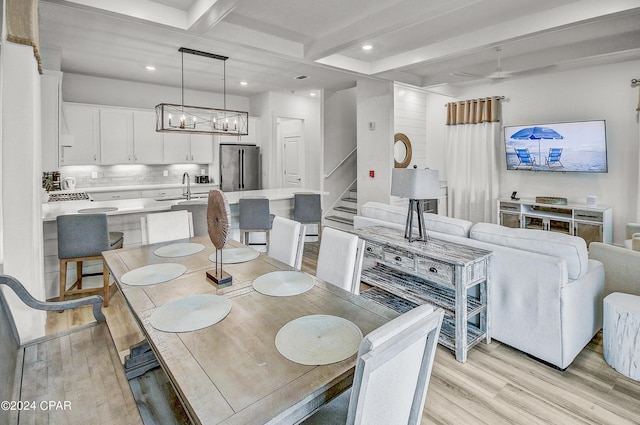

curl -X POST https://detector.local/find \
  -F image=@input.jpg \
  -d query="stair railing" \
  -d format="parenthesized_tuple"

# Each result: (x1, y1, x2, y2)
(324, 147, 357, 178)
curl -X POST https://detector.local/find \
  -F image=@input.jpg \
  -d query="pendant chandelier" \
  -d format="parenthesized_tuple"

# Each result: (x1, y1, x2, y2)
(155, 47, 249, 136)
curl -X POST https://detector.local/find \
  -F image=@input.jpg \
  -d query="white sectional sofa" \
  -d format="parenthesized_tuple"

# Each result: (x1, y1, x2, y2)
(354, 202, 605, 369)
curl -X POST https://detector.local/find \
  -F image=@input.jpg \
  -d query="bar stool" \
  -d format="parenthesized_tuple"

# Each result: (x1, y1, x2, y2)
(293, 193, 322, 241)
(57, 214, 123, 307)
(239, 197, 272, 247)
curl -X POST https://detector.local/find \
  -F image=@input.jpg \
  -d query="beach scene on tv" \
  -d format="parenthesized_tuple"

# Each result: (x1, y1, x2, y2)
(504, 120, 607, 172)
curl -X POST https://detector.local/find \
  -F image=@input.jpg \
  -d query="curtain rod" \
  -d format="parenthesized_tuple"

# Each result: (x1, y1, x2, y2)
(632, 79, 640, 86)
(443, 96, 504, 107)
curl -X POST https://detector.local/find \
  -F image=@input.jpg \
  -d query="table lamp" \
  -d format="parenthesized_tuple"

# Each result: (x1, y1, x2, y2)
(391, 168, 440, 242)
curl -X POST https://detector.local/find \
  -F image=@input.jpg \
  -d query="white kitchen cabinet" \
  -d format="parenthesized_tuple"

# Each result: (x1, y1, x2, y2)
(163, 133, 191, 163)
(41, 71, 61, 171)
(163, 133, 213, 164)
(60, 103, 100, 165)
(221, 117, 259, 146)
(133, 110, 163, 164)
(100, 108, 133, 164)
(90, 191, 141, 201)
(190, 134, 214, 163)
(101, 108, 163, 164)
(141, 188, 183, 198)
(239, 117, 259, 145)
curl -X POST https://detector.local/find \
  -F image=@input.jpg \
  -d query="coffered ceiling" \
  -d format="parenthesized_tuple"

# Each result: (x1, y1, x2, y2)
(39, 0, 640, 97)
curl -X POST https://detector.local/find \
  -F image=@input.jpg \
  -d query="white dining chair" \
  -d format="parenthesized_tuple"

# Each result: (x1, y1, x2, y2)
(302, 304, 444, 425)
(140, 210, 194, 245)
(315, 227, 365, 295)
(268, 216, 305, 269)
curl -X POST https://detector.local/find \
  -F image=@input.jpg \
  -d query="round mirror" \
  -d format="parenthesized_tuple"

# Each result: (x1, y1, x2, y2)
(394, 133, 412, 168)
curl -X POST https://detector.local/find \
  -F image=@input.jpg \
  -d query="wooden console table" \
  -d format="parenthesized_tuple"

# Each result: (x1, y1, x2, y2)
(356, 226, 492, 362)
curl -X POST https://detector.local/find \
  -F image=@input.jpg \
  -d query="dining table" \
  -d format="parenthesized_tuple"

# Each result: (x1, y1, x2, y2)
(102, 235, 398, 425)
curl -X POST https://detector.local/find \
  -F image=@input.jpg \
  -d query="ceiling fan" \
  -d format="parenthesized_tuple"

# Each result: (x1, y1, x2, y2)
(452, 47, 556, 82)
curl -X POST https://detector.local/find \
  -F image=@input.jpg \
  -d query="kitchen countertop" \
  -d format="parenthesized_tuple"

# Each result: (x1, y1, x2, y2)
(49, 183, 219, 194)
(42, 187, 327, 222)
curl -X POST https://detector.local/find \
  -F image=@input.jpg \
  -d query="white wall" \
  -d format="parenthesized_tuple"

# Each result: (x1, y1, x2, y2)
(425, 60, 640, 244)
(1, 42, 47, 342)
(250, 91, 322, 190)
(394, 84, 427, 167)
(324, 87, 357, 211)
(356, 79, 394, 211)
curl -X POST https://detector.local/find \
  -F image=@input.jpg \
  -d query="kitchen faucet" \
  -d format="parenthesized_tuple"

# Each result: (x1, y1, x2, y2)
(182, 172, 191, 200)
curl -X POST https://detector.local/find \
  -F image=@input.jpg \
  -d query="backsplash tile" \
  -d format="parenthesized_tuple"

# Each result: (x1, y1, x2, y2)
(57, 164, 212, 188)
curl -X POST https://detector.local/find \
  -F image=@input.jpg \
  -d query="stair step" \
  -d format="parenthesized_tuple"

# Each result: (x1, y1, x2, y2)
(334, 206, 357, 214)
(325, 215, 354, 225)
(341, 197, 357, 203)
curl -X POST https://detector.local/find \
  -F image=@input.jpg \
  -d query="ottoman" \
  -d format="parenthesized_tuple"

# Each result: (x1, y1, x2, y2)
(603, 292, 640, 380)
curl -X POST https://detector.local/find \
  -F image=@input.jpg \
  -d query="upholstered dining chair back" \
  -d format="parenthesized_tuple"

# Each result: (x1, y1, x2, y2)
(239, 197, 272, 246)
(57, 213, 120, 306)
(58, 213, 110, 259)
(302, 304, 444, 425)
(171, 203, 208, 236)
(141, 210, 194, 245)
(268, 216, 305, 270)
(293, 193, 322, 239)
(315, 227, 365, 294)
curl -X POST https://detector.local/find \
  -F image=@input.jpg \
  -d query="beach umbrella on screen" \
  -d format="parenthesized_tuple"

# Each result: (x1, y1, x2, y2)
(510, 126, 563, 165)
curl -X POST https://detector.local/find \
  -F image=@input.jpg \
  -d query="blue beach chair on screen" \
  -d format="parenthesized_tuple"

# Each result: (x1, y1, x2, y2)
(545, 148, 564, 168)
(514, 148, 536, 169)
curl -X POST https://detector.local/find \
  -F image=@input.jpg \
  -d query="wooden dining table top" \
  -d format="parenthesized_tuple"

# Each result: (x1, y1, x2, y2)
(103, 235, 398, 425)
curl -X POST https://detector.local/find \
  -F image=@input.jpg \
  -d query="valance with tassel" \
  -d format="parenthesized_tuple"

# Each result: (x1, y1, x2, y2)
(446, 96, 503, 125)
(6, 0, 43, 74)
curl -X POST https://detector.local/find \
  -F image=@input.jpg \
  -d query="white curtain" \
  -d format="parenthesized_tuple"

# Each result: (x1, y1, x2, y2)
(446, 121, 501, 223)
(637, 85, 640, 221)
(637, 108, 640, 221)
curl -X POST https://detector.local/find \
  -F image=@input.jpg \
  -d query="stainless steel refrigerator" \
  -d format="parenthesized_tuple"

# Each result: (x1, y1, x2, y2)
(219, 144, 261, 192)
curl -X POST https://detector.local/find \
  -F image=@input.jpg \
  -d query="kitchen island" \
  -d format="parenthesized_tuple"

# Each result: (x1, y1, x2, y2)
(42, 187, 326, 300)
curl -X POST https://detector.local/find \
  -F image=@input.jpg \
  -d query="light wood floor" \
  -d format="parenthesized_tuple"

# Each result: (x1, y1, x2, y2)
(47, 241, 640, 425)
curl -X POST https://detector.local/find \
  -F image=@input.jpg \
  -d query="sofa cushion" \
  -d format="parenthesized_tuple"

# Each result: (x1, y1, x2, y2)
(470, 222, 588, 280)
(360, 202, 472, 237)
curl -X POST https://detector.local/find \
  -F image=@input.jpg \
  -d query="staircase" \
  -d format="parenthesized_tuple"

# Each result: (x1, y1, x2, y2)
(325, 187, 357, 231)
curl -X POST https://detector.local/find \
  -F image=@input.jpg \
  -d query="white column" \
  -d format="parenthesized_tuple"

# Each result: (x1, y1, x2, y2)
(0, 38, 47, 341)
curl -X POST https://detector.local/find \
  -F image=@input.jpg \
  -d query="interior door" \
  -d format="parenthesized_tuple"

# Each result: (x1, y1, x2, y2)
(284, 136, 302, 188)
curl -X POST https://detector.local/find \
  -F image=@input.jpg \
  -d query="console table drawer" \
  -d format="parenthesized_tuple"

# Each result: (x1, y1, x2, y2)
(364, 241, 384, 259)
(382, 249, 415, 270)
(415, 257, 454, 287)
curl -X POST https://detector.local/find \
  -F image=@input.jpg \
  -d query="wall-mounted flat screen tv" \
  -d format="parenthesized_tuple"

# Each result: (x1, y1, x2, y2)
(504, 120, 607, 173)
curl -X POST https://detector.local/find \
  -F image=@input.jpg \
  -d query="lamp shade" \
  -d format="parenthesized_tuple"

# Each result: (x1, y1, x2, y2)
(391, 168, 440, 199)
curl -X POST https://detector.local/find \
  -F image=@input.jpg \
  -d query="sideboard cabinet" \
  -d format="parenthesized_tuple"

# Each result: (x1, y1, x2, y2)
(355, 226, 492, 363)
(497, 199, 612, 247)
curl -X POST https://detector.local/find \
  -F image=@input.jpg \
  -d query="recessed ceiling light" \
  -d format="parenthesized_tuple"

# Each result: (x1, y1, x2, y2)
(362, 44, 373, 50)
(240, 81, 248, 86)
(145, 65, 156, 71)
(310, 92, 317, 96)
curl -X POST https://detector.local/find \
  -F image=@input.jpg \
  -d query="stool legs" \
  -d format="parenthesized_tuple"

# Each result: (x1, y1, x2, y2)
(59, 256, 110, 307)
(102, 261, 110, 308)
(240, 229, 270, 248)
(59, 259, 68, 303)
